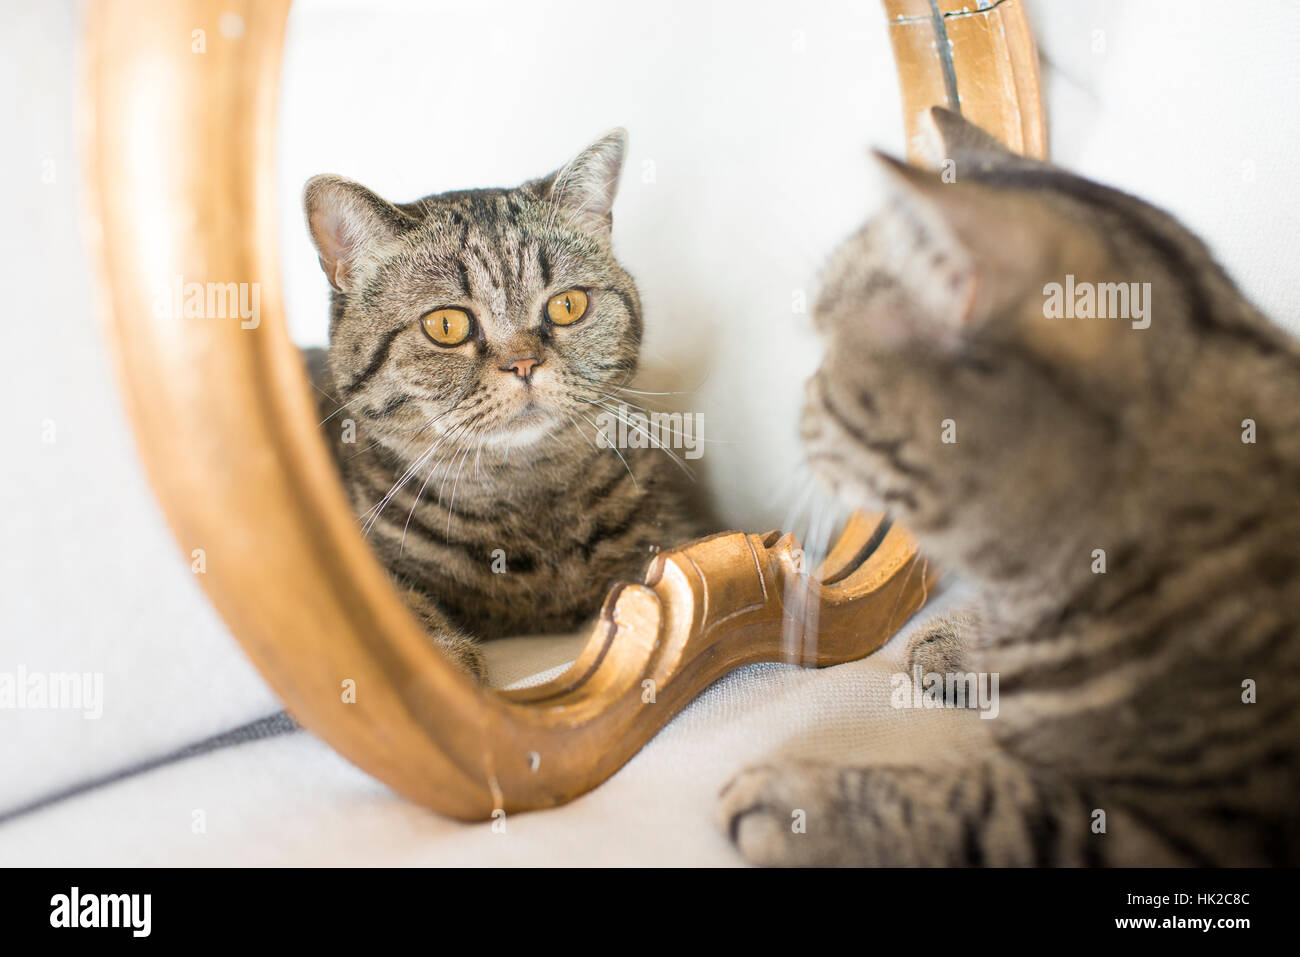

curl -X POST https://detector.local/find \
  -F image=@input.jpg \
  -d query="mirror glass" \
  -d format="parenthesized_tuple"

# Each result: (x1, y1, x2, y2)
(276, 0, 904, 683)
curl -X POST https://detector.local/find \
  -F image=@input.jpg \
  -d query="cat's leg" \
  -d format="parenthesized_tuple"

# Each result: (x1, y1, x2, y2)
(396, 582, 486, 681)
(719, 752, 1097, 867)
(904, 614, 968, 676)
(902, 594, 985, 678)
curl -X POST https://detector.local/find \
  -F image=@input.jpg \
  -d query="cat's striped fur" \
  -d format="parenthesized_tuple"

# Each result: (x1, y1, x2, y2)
(304, 131, 697, 679)
(720, 109, 1300, 866)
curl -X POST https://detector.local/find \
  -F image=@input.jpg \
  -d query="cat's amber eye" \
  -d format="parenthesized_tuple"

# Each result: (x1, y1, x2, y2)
(545, 288, 589, 326)
(421, 307, 474, 347)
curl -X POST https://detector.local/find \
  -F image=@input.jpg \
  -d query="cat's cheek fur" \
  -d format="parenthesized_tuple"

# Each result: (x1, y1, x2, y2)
(799, 373, 918, 521)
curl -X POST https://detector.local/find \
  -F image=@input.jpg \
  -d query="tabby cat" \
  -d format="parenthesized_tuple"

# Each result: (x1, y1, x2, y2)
(304, 131, 697, 679)
(720, 108, 1300, 866)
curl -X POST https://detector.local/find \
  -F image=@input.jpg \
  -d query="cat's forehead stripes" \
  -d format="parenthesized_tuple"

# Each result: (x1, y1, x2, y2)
(414, 189, 562, 330)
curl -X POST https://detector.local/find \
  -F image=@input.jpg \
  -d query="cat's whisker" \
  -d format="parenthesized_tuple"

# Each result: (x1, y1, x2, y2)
(573, 378, 734, 446)
(565, 412, 598, 451)
(799, 497, 838, 666)
(360, 432, 444, 523)
(444, 439, 476, 537)
(437, 418, 493, 536)
(579, 397, 696, 481)
(362, 434, 443, 536)
(361, 416, 464, 512)
(780, 551, 804, 666)
(784, 503, 815, 668)
(575, 409, 640, 490)
(400, 445, 444, 554)
(307, 377, 359, 428)
(316, 383, 423, 430)
(428, 419, 479, 493)
(342, 383, 476, 463)
(779, 479, 819, 666)
(586, 363, 711, 400)
(394, 415, 484, 550)
(364, 414, 475, 536)
(432, 420, 479, 505)
(363, 446, 440, 532)
(586, 393, 655, 417)
(344, 415, 442, 464)
(582, 394, 734, 446)
(607, 385, 695, 397)
(316, 399, 353, 428)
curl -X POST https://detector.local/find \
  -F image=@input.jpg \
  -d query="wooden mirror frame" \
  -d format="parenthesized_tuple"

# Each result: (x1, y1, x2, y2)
(83, 0, 1045, 820)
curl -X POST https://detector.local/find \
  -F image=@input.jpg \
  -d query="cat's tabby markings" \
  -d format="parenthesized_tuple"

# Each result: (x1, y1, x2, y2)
(304, 131, 698, 679)
(720, 109, 1300, 866)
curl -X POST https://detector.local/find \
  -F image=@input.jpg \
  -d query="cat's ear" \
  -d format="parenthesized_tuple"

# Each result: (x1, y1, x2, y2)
(871, 150, 1051, 336)
(540, 128, 628, 237)
(304, 175, 413, 292)
(922, 107, 1020, 170)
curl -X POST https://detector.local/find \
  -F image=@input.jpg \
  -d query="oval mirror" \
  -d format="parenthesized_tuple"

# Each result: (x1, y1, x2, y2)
(84, 0, 1044, 819)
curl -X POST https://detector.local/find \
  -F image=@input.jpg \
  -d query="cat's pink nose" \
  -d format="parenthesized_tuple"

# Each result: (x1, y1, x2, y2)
(502, 356, 541, 381)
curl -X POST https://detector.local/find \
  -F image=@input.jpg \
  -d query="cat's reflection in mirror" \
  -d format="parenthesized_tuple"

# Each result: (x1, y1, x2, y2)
(302, 130, 702, 680)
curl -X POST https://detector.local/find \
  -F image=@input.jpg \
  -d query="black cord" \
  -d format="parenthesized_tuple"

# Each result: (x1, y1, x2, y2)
(0, 711, 300, 827)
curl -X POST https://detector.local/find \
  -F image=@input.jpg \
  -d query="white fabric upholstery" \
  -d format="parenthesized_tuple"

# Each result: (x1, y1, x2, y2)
(1, 599, 988, 866)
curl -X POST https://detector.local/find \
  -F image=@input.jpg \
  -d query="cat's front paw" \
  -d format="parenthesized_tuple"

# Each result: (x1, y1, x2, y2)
(904, 617, 967, 678)
(395, 580, 487, 682)
(718, 762, 847, 867)
(435, 631, 486, 682)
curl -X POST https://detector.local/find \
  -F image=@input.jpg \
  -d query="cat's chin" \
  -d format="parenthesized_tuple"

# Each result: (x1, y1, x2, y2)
(480, 412, 559, 451)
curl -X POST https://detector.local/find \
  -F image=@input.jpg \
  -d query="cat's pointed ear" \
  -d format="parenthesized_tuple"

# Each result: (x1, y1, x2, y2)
(923, 107, 1020, 170)
(871, 150, 1050, 334)
(541, 128, 628, 238)
(873, 149, 993, 250)
(304, 175, 413, 292)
